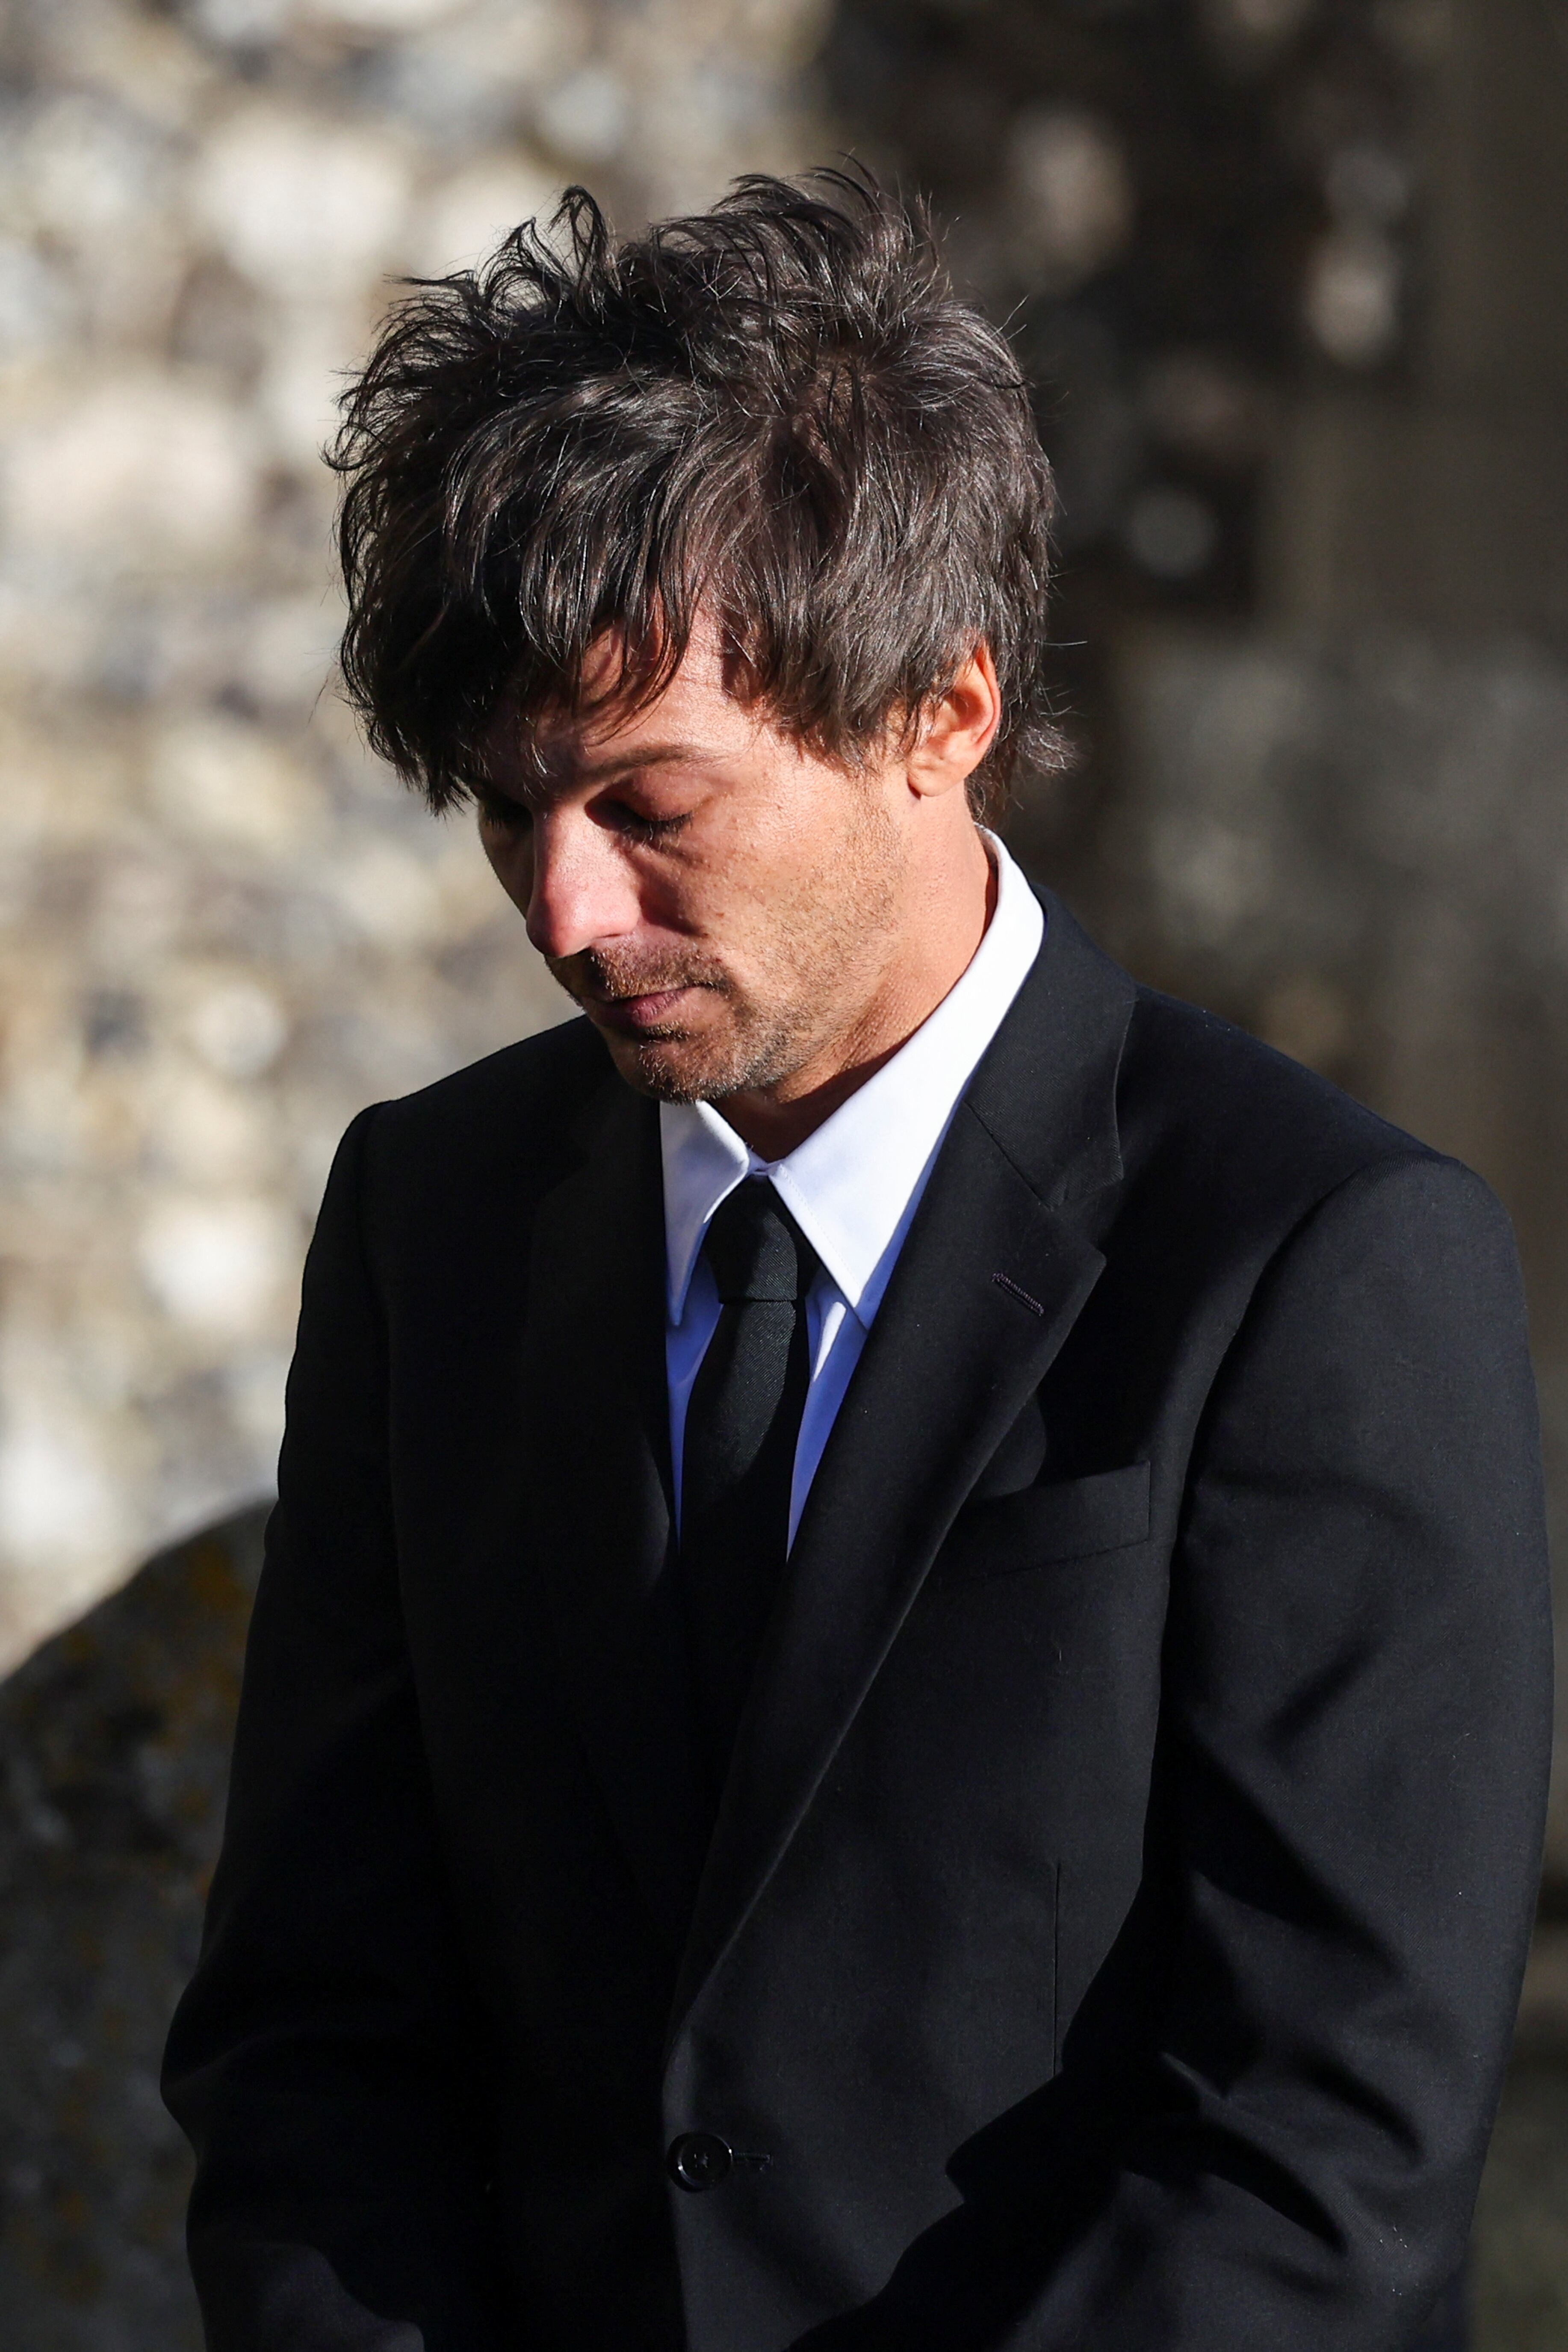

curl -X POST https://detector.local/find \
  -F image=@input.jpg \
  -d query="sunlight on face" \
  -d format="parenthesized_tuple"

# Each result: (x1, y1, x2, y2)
(476, 627, 906, 1107)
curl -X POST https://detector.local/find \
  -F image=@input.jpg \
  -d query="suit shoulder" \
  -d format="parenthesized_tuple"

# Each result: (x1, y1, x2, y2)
(1117, 984, 1450, 1229)
(360, 1014, 609, 1187)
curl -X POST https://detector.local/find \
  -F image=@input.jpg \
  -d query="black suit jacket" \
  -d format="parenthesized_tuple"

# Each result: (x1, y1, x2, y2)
(164, 891, 1552, 2352)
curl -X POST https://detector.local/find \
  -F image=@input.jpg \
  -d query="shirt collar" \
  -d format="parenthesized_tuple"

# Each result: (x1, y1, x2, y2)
(659, 830, 1045, 1326)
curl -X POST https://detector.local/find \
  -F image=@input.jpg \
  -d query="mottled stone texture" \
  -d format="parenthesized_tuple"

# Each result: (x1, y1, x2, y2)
(0, 0, 822, 1678)
(0, 1511, 263, 2350)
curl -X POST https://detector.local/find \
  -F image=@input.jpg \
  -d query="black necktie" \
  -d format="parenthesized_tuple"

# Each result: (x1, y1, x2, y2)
(680, 1179, 819, 1788)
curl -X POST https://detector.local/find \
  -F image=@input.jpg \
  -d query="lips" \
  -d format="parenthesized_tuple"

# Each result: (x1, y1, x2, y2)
(590, 986, 697, 1033)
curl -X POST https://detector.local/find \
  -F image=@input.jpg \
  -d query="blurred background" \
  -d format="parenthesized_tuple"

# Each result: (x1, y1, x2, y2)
(0, 0, 1563, 2341)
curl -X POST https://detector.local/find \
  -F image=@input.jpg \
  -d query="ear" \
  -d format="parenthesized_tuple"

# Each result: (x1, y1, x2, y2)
(906, 644, 1003, 799)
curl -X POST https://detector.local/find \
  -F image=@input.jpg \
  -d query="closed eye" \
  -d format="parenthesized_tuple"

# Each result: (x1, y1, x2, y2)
(605, 804, 691, 845)
(476, 793, 532, 833)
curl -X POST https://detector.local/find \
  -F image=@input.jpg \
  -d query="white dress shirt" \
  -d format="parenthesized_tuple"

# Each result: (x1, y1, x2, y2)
(660, 832, 1045, 1544)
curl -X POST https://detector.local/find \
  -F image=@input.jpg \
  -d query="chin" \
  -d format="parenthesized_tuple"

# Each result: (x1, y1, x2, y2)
(610, 1019, 789, 1106)
(608, 1034, 729, 1104)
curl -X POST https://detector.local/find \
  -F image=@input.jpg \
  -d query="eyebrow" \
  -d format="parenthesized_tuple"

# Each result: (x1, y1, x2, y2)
(484, 740, 717, 805)
(573, 741, 709, 782)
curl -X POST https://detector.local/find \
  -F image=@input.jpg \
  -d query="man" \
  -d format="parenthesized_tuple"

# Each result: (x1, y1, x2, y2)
(164, 173, 1551, 2352)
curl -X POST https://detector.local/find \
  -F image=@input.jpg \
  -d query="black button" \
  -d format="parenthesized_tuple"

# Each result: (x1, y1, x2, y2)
(667, 2131, 734, 2192)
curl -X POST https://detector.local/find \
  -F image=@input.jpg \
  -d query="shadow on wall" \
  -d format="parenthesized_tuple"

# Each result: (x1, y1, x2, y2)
(0, 1511, 1562, 2348)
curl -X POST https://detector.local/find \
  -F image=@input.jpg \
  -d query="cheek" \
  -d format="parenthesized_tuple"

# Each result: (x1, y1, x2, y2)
(715, 770, 853, 914)
(671, 759, 883, 972)
(765, 776, 892, 931)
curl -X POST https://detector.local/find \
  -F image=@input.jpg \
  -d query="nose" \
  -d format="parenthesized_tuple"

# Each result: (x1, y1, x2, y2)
(523, 807, 644, 961)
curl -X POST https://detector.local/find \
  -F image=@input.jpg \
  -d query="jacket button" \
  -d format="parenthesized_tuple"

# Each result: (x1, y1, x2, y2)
(666, 2131, 734, 2192)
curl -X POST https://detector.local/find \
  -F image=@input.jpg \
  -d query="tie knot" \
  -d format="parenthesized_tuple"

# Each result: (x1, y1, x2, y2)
(703, 1181, 817, 1305)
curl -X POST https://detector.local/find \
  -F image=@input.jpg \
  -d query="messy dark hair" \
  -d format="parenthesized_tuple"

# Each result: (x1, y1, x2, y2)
(331, 167, 1066, 820)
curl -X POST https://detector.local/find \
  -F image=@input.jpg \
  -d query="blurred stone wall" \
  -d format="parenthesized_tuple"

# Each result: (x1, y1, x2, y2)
(0, 0, 825, 1678)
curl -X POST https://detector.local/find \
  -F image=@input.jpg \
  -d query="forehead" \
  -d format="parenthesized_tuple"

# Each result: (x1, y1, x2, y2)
(482, 623, 773, 798)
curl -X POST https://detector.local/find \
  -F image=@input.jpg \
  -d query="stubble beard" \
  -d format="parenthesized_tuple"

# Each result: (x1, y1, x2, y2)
(628, 995, 821, 1105)
(551, 943, 828, 1105)
(550, 799, 903, 1108)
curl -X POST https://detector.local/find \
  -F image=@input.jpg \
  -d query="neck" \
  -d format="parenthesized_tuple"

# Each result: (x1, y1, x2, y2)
(717, 824, 998, 1160)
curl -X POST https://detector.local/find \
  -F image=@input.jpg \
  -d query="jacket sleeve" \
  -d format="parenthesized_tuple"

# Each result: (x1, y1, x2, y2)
(162, 1108, 511, 2352)
(1020, 1151, 1552, 2350)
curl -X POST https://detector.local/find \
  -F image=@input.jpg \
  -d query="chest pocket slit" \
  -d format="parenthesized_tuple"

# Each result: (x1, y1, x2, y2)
(935, 1461, 1152, 1585)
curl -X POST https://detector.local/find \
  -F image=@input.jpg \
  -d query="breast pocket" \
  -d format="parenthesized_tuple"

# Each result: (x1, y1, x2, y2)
(934, 1462, 1152, 1585)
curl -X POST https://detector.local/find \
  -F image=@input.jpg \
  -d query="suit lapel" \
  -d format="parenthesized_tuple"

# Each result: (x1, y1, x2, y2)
(668, 893, 1137, 2039)
(519, 1073, 710, 1956)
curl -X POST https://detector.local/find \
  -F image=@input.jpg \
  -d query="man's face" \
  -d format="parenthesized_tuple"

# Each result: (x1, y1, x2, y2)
(477, 629, 907, 1107)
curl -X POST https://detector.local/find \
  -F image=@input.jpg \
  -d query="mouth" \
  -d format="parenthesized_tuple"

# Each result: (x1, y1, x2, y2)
(585, 984, 703, 1036)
